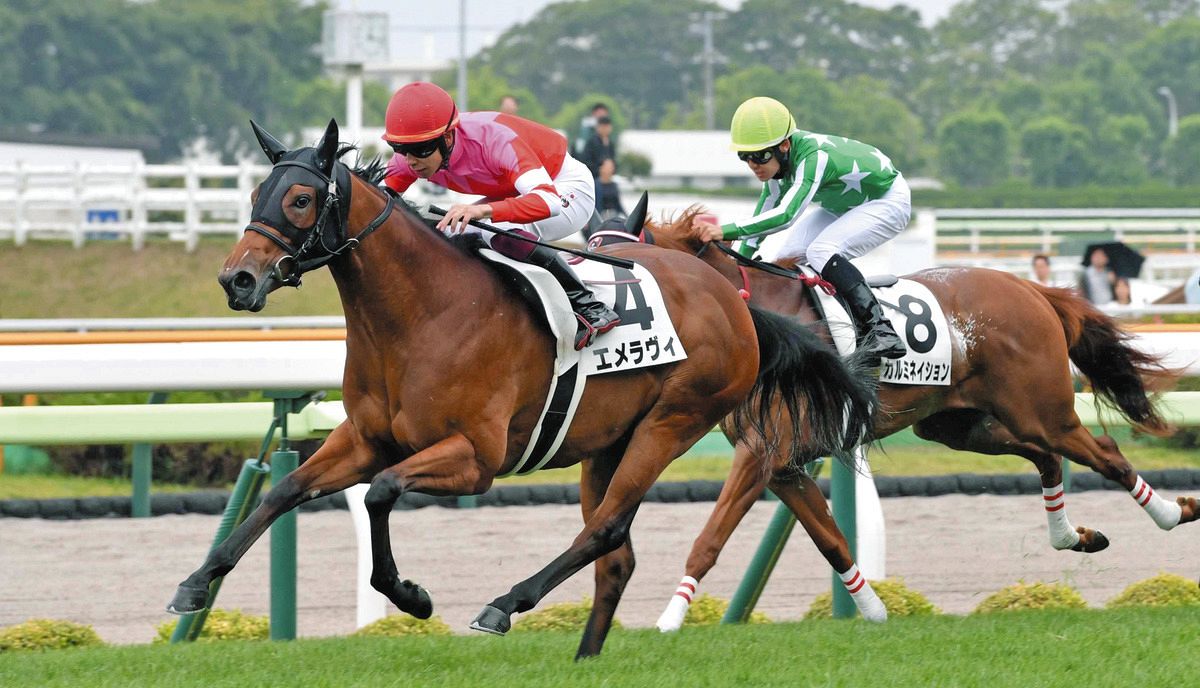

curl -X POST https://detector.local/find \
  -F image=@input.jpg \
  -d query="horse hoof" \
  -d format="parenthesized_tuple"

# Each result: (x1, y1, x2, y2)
(166, 584, 210, 615)
(404, 581, 433, 620)
(1072, 529, 1110, 553)
(469, 605, 511, 636)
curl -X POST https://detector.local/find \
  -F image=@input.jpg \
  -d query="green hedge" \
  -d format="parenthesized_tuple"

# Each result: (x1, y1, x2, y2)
(913, 182, 1200, 208)
(973, 581, 1087, 614)
(0, 619, 104, 652)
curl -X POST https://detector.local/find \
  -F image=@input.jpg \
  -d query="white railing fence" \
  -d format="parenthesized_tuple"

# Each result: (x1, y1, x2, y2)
(0, 162, 461, 251)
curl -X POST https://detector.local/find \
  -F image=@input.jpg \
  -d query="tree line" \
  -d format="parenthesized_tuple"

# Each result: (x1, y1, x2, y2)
(2, 0, 1198, 188)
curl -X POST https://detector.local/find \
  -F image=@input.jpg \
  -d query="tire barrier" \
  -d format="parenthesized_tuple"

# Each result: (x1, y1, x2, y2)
(5, 469, 1200, 520)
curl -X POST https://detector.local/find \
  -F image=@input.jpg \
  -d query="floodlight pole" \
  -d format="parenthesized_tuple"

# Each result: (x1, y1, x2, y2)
(458, 0, 469, 110)
(1158, 86, 1178, 139)
(346, 63, 363, 146)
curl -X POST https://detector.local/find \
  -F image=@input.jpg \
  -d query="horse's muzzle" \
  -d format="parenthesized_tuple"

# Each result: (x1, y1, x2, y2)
(219, 269, 266, 312)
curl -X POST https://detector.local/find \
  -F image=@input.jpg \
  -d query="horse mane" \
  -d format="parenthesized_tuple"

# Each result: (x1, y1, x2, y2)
(643, 204, 710, 245)
(337, 144, 389, 186)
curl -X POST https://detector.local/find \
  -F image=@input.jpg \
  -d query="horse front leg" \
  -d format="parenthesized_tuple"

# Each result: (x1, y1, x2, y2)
(470, 415, 713, 654)
(363, 433, 489, 619)
(656, 442, 768, 632)
(167, 422, 382, 614)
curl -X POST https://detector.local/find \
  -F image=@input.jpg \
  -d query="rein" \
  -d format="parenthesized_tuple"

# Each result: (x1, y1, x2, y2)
(703, 240, 837, 298)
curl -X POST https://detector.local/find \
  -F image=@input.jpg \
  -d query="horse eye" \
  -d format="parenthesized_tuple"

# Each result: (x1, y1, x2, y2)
(295, 195, 311, 209)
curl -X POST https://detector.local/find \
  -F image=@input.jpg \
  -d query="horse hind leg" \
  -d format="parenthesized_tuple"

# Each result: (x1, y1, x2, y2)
(1059, 429, 1196, 529)
(471, 414, 717, 651)
(657, 442, 770, 633)
(913, 409, 1108, 553)
(769, 469, 887, 622)
(576, 453, 635, 660)
(988, 399, 1196, 532)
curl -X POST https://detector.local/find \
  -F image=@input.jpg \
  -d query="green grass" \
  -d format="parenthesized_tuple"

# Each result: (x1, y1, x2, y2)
(0, 240, 342, 318)
(0, 608, 1194, 687)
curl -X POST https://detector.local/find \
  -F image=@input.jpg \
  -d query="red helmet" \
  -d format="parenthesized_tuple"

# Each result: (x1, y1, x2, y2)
(383, 82, 459, 144)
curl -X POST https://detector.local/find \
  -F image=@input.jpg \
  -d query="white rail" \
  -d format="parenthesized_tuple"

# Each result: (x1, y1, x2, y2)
(0, 162, 461, 251)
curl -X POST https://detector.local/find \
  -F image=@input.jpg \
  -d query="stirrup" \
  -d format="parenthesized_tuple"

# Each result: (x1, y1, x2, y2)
(573, 311, 621, 350)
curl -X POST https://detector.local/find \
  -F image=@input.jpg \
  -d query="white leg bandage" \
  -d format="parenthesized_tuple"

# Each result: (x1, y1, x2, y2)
(838, 564, 887, 623)
(1043, 484, 1081, 549)
(656, 576, 698, 633)
(1131, 475, 1182, 530)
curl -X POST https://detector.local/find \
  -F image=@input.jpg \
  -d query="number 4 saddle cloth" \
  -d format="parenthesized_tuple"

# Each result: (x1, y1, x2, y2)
(799, 264, 954, 387)
(477, 248, 687, 476)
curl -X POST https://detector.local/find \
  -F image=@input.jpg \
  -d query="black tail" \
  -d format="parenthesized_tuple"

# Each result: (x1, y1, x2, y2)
(727, 306, 877, 464)
(1033, 283, 1179, 435)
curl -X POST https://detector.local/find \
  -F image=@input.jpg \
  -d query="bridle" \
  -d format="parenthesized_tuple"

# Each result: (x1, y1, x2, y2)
(244, 158, 395, 286)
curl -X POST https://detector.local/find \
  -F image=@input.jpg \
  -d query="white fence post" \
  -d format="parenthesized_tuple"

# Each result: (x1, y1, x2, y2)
(345, 483, 389, 628)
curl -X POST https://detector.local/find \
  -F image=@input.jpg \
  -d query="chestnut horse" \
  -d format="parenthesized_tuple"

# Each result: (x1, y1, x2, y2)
(166, 121, 877, 659)
(621, 209, 1198, 620)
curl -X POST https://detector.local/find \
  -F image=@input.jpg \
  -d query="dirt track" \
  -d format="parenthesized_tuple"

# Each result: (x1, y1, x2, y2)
(1, 491, 1194, 645)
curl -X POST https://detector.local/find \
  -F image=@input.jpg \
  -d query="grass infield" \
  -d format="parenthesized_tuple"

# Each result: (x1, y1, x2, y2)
(0, 608, 1194, 687)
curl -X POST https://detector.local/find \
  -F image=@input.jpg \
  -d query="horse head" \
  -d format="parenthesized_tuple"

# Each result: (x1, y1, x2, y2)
(219, 118, 350, 311)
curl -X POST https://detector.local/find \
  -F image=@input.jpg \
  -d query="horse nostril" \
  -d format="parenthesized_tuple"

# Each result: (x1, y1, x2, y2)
(231, 271, 256, 295)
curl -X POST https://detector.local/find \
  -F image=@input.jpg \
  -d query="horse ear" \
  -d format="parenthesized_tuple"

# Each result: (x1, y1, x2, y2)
(625, 191, 649, 236)
(315, 118, 340, 175)
(250, 120, 287, 164)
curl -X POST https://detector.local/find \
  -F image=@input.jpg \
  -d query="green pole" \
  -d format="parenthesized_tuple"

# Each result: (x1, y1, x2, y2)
(170, 458, 270, 642)
(131, 391, 169, 517)
(270, 448, 299, 640)
(721, 496, 796, 624)
(830, 456, 858, 619)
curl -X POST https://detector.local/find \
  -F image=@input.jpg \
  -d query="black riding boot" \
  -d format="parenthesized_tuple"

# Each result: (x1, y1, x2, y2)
(820, 254, 907, 362)
(526, 244, 621, 350)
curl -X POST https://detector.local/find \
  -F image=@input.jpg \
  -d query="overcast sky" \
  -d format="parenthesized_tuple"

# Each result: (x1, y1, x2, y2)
(335, 0, 963, 64)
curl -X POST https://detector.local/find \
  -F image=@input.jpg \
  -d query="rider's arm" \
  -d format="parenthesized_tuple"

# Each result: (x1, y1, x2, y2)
(719, 150, 828, 240)
(488, 138, 564, 224)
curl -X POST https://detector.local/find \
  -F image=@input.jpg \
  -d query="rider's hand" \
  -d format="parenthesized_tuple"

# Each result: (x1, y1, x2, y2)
(691, 217, 724, 243)
(437, 204, 492, 234)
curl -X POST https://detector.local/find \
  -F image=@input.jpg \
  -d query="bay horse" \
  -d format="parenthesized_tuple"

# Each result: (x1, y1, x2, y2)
(166, 120, 877, 659)
(622, 208, 1198, 620)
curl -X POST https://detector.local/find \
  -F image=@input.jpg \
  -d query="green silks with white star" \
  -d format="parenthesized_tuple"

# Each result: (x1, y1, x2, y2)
(720, 130, 900, 241)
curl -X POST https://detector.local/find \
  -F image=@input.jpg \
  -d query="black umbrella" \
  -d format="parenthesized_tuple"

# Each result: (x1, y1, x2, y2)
(1081, 241, 1145, 279)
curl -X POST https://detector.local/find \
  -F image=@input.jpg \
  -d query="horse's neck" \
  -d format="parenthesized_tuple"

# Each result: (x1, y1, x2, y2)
(329, 182, 509, 342)
(695, 243, 821, 327)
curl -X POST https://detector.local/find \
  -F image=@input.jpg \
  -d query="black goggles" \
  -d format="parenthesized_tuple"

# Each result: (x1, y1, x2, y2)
(389, 138, 442, 159)
(737, 149, 774, 165)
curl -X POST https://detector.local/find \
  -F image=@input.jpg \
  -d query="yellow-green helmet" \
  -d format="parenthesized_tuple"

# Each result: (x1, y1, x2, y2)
(729, 97, 796, 151)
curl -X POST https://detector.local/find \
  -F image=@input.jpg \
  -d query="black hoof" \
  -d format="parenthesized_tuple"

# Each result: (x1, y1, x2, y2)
(1072, 530, 1110, 553)
(404, 581, 433, 620)
(469, 605, 511, 636)
(166, 584, 210, 615)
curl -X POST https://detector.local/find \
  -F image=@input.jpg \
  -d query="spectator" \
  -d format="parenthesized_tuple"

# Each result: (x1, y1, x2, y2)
(581, 113, 619, 217)
(575, 102, 610, 156)
(498, 94, 519, 116)
(1078, 247, 1115, 304)
(1186, 267, 1200, 304)
(1031, 254, 1055, 286)
(596, 158, 625, 219)
(1112, 276, 1133, 305)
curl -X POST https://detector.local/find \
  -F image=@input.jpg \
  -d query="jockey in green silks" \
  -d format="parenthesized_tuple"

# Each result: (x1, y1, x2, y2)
(692, 96, 909, 362)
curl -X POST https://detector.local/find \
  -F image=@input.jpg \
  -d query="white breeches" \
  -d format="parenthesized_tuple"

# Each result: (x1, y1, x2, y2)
(771, 173, 911, 272)
(477, 155, 596, 245)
